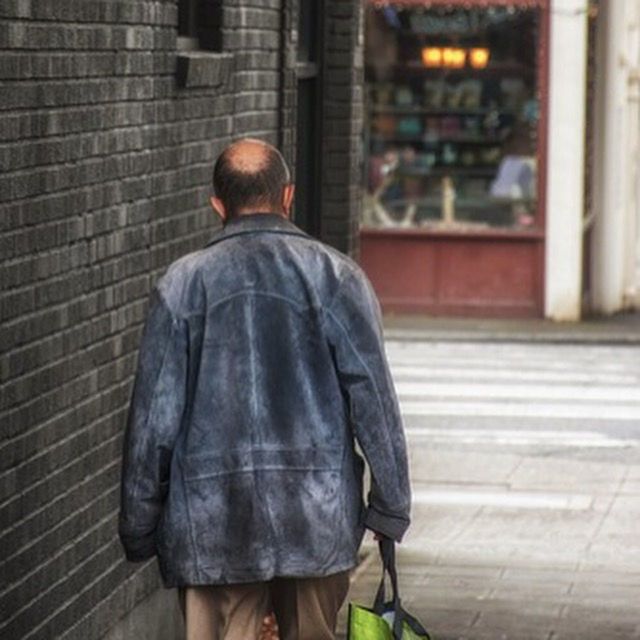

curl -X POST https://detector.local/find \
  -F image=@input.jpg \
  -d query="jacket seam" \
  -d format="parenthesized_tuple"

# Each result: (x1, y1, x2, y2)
(180, 462, 203, 582)
(205, 289, 310, 314)
(324, 306, 392, 442)
(125, 305, 175, 541)
(203, 228, 309, 249)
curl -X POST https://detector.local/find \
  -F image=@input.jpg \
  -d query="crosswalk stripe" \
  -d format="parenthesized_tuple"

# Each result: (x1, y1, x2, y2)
(390, 365, 637, 385)
(403, 427, 632, 448)
(384, 339, 640, 429)
(387, 356, 636, 375)
(411, 488, 593, 510)
(395, 381, 640, 402)
(398, 400, 640, 420)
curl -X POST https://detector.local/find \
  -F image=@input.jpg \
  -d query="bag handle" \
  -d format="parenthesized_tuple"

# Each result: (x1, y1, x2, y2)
(373, 538, 404, 639)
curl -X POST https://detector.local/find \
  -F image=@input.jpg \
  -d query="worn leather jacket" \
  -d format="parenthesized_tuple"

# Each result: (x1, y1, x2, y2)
(118, 213, 411, 587)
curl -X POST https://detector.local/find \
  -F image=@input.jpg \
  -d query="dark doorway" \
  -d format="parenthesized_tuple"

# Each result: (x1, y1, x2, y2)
(294, 0, 324, 237)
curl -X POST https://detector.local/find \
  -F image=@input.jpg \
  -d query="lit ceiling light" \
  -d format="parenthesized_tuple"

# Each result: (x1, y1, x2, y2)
(469, 48, 490, 69)
(421, 47, 442, 67)
(442, 47, 466, 68)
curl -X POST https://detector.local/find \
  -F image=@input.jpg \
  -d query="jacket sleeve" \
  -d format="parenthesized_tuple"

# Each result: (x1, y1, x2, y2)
(325, 267, 411, 542)
(118, 286, 188, 561)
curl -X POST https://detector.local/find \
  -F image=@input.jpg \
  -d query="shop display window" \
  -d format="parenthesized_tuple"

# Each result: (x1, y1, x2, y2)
(364, 3, 541, 230)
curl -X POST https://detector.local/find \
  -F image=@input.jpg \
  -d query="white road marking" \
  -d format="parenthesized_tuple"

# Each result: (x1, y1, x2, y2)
(399, 400, 640, 421)
(390, 365, 638, 386)
(403, 427, 631, 448)
(394, 381, 640, 402)
(411, 488, 593, 510)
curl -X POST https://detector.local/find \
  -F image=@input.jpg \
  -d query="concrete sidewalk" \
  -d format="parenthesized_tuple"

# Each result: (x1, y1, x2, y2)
(338, 449, 640, 640)
(336, 336, 640, 640)
(382, 311, 640, 345)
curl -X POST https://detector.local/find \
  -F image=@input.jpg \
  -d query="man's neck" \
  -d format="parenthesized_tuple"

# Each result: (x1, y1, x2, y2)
(236, 209, 286, 217)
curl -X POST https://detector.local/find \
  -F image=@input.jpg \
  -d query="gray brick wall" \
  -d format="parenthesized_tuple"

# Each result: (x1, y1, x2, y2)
(0, 1, 363, 638)
(321, 0, 364, 255)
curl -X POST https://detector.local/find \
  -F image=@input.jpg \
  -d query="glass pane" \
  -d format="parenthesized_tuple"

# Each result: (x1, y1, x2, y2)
(363, 5, 540, 230)
(178, 0, 197, 38)
(295, 78, 320, 235)
(298, 0, 318, 63)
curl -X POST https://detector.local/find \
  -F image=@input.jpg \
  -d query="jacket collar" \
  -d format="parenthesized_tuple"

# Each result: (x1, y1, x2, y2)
(203, 213, 309, 249)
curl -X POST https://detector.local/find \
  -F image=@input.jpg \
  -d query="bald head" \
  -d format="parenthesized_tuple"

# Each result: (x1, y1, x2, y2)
(212, 138, 292, 220)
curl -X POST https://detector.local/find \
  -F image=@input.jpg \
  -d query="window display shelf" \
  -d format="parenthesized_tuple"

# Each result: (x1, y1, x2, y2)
(395, 166, 498, 177)
(371, 133, 506, 145)
(370, 105, 517, 116)
(390, 62, 534, 76)
(364, 2, 540, 231)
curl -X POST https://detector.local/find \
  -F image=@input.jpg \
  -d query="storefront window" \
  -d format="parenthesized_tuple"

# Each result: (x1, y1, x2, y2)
(363, 3, 541, 230)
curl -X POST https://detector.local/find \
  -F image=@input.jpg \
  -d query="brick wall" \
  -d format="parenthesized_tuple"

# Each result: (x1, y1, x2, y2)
(321, 0, 364, 255)
(0, 1, 363, 638)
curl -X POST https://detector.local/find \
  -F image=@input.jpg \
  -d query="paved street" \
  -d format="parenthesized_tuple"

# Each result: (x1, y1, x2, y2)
(338, 337, 640, 640)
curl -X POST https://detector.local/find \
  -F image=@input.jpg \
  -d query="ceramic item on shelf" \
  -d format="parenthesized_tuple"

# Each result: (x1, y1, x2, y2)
(463, 116, 481, 135)
(423, 80, 446, 108)
(416, 152, 436, 169)
(446, 81, 464, 108)
(500, 78, 527, 110)
(371, 115, 396, 136)
(481, 146, 502, 165)
(424, 117, 439, 140)
(395, 86, 414, 106)
(440, 116, 460, 137)
(459, 79, 483, 109)
(442, 143, 458, 165)
(396, 117, 421, 136)
(461, 150, 476, 166)
(373, 84, 394, 106)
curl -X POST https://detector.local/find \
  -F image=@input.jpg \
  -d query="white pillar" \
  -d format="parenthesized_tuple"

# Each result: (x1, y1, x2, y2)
(591, 0, 640, 313)
(545, 0, 589, 321)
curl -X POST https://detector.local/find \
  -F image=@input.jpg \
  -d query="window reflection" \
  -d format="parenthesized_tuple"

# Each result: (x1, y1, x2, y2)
(364, 5, 540, 230)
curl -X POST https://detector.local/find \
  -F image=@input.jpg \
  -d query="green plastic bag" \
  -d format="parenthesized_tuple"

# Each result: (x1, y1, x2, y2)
(348, 539, 431, 640)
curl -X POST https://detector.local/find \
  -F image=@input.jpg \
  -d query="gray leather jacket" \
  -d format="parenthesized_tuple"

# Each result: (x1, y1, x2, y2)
(118, 213, 411, 587)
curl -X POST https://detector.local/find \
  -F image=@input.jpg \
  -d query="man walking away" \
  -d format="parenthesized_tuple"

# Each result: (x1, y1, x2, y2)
(119, 139, 411, 639)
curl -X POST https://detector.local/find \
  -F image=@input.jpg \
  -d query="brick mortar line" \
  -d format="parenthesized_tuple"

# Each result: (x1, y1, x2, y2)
(0, 265, 150, 310)
(1, 123, 229, 158)
(0, 338, 139, 400)
(2, 516, 125, 637)
(1, 204, 209, 250)
(2, 143, 222, 174)
(0, 15, 176, 28)
(0, 73, 228, 112)
(1, 66, 179, 82)
(57, 562, 159, 640)
(0, 124, 169, 151)
(0, 292, 147, 354)
(0, 489, 120, 596)
(0, 400, 128, 490)
(1, 242, 150, 280)
(0, 383, 131, 474)
(1, 18, 176, 27)
(1, 160, 214, 205)
(2, 196, 207, 233)
(0, 314, 142, 392)
(0, 45, 179, 56)
(0, 102, 235, 139)
(0, 433, 122, 523)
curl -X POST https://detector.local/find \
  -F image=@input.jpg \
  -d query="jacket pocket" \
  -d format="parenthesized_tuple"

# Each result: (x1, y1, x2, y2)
(180, 446, 345, 575)
(182, 446, 342, 480)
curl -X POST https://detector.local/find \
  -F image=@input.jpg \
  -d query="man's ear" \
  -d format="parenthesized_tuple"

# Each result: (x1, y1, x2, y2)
(210, 196, 227, 222)
(282, 184, 295, 217)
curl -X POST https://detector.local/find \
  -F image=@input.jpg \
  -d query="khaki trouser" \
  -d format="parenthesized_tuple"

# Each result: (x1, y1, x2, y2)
(178, 570, 351, 640)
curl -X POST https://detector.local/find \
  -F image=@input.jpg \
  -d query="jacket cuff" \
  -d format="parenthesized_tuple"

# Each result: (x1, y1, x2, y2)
(119, 531, 157, 562)
(364, 505, 410, 542)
